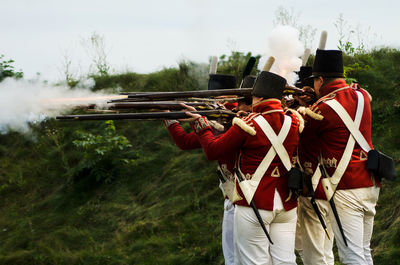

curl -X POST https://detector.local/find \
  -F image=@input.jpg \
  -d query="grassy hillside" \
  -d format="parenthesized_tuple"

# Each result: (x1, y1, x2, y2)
(0, 65, 228, 265)
(0, 50, 399, 264)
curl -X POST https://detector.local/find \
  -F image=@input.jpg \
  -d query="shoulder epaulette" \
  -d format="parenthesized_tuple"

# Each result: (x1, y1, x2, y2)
(297, 106, 324, 121)
(363, 89, 372, 102)
(314, 85, 352, 107)
(208, 120, 225, 132)
(285, 108, 304, 133)
(241, 112, 258, 122)
(351, 83, 372, 102)
(232, 114, 257, 136)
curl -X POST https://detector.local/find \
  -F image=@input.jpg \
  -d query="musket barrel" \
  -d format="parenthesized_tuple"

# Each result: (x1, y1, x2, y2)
(119, 91, 160, 95)
(56, 110, 235, 121)
(109, 101, 215, 110)
(109, 97, 242, 103)
(121, 88, 253, 100)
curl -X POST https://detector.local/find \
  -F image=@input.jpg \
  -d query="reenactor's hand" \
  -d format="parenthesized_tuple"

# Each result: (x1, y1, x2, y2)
(296, 86, 316, 106)
(178, 103, 201, 122)
(236, 110, 249, 117)
(217, 102, 227, 109)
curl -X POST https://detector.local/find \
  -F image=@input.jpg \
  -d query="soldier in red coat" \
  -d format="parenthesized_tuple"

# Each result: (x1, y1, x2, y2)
(293, 65, 335, 265)
(185, 71, 301, 264)
(164, 73, 252, 265)
(299, 49, 380, 264)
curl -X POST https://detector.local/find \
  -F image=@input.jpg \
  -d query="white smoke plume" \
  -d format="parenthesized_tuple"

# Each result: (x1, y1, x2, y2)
(0, 78, 125, 133)
(258, 26, 304, 85)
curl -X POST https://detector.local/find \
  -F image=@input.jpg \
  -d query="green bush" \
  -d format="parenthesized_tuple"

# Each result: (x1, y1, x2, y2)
(71, 120, 136, 183)
(0, 54, 23, 81)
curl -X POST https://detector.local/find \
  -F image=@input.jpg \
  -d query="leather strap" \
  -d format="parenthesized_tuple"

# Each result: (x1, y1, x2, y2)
(311, 166, 321, 191)
(321, 91, 370, 199)
(236, 115, 292, 204)
(325, 91, 371, 152)
(253, 115, 292, 183)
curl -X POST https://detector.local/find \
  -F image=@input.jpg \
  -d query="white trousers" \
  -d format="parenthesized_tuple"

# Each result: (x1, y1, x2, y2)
(234, 205, 297, 265)
(329, 186, 380, 265)
(223, 198, 235, 265)
(295, 196, 334, 265)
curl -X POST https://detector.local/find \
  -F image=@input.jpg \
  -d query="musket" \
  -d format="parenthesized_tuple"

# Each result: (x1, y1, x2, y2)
(108, 101, 218, 111)
(109, 96, 242, 103)
(56, 110, 235, 121)
(283, 85, 316, 97)
(118, 85, 309, 103)
(119, 88, 253, 101)
(319, 165, 348, 247)
(234, 168, 273, 244)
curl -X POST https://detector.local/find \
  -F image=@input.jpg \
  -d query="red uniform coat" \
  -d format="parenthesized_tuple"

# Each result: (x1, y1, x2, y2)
(299, 80, 380, 199)
(194, 99, 300, 211)
(165, 122, 236, 183)
(166, 122, 201, 150)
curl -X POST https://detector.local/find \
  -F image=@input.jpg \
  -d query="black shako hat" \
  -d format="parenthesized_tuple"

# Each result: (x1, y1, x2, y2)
(295, 66, 313, 88)
(311, 49, 344, 78)
(208, 74, 236, 90)
(240, 75, 256, 88)
(252, 71, 286, 99)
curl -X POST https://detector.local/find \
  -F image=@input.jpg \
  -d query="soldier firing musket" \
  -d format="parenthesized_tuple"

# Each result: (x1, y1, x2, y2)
(293, 31, 336, 265)
(298, 44, 384, 264)
(162, 55, 258, 265)
(185, 69, 302, 264)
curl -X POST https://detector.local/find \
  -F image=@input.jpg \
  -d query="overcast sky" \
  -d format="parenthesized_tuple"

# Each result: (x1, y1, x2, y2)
(1, 0, 399, 82)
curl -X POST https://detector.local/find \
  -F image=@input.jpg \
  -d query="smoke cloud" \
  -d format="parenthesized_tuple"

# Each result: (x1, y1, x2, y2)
(258, 26, 304, 85)
(0, 78, 121, 133)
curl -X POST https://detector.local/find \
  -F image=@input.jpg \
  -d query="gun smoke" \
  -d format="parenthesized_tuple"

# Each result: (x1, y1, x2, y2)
(0, 78, 119, 133)
(258, 25, 304, 85)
